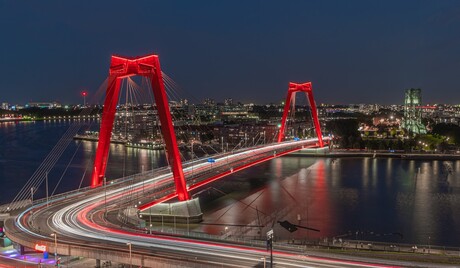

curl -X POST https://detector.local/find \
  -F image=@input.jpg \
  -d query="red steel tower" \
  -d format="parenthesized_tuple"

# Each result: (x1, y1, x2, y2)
(91, 54, 190, 201)
(278, 82, 324, 147)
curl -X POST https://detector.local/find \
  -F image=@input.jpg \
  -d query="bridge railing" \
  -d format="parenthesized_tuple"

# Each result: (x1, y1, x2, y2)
(3, 139, 319, 213)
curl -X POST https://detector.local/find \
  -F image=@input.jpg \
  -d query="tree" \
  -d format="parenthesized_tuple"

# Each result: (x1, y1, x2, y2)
(326, 119, 361, 149)
(431, 123, 460, 145)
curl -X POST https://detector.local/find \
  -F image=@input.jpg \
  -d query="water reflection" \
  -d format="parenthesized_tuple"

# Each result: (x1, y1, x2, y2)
(2, 121, 460, 247)
(201, 157, 460, 247)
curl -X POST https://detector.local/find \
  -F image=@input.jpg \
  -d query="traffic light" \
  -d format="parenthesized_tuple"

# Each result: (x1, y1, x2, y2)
(278, 220, 298, 233)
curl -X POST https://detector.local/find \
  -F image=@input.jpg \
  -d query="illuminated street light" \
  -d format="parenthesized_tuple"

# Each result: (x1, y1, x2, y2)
(30, 187, 34, 204)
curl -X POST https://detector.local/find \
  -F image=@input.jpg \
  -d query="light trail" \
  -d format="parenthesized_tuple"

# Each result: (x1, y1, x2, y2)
(9, 138, 400, 267)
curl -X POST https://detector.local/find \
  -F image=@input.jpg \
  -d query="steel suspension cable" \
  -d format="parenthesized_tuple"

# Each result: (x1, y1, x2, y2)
(8, 78, 108, 209)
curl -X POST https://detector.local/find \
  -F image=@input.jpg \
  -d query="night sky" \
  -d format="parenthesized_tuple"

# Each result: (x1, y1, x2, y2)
(1, 1, 460, 105)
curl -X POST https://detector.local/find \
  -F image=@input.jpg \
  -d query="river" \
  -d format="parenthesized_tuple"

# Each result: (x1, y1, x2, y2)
(1, 120, 459, 247)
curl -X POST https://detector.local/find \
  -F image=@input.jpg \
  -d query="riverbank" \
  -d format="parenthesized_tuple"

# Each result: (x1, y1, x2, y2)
(308, 238, 460, 267)
(291, 148, 460, 160)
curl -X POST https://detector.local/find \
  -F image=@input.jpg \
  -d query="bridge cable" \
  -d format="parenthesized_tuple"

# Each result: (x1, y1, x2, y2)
(6, 78, 108, 210)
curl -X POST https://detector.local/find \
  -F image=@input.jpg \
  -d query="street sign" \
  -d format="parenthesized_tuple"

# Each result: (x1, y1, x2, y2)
(267, 229, 273, 239)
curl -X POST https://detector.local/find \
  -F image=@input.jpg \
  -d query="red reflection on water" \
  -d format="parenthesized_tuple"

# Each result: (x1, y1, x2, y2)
(308, 159, 334, 239)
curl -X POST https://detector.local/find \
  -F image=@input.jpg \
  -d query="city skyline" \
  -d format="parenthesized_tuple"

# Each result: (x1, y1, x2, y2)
(1, 1, 460, 104)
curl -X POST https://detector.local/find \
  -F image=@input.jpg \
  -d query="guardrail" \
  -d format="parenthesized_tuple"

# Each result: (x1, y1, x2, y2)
(4, 217, 216, 268)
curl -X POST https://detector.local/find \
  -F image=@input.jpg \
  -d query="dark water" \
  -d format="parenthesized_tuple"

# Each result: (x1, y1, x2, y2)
(0, 120, 167, 203)
(200, 157, 460, 247)
(1, 121, 460, 247)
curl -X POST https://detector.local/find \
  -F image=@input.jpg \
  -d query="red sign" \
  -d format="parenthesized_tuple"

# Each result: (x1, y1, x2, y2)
(35, 244, 47, 252)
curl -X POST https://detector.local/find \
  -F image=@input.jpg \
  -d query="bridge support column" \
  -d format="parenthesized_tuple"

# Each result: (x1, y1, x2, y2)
(91, 54, 190, 201)
(140, 198, 203, 225)
(278, 82, 324, 147)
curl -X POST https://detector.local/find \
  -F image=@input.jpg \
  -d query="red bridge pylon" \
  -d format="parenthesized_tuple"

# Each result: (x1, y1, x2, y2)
(278, 82, 324, 147)
(91, 54, 190, 201)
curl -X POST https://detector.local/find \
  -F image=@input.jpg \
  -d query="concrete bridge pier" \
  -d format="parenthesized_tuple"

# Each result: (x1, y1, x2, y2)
(140, 198, 203, 224)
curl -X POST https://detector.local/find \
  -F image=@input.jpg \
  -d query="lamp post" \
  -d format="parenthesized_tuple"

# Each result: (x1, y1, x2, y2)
(50, 233, 57, 262)
(267, 229, 273, 268)
(429, 236, 431, 253)
(30, 187, 34, 204)
(127, 242, 132, 268)
(187, 217, 190, 235)
(149, 207, 152, 234)
(142, 165, 145, 195)
(191, 139, 194, 178)
(104, 177, 107, 213)
(45, 172, 49, 207)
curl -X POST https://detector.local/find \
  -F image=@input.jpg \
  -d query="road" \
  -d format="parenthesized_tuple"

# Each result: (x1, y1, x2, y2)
(4, 138, 412, 267)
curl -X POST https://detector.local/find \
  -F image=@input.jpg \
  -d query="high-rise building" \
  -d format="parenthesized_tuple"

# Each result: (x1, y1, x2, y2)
(224, 98, 233, 106)
(203, 98, 215, 106)
(402, 88, 426, 135)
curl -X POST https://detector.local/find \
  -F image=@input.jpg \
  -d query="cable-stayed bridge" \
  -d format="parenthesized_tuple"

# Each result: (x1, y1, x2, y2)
(0, 54, 392, 268)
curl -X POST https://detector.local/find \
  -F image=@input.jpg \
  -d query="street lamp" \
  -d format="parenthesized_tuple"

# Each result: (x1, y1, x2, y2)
(429, 236, 431, 253)
(30, 187, 34, 204)
(191, 139, 195, 178)
(127, 242, 132, 268)
(267, 229, 274, 268)
(50, 233, 57, 262)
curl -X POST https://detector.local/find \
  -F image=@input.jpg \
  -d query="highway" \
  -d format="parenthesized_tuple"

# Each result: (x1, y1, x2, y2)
(4, 138, 406, 267)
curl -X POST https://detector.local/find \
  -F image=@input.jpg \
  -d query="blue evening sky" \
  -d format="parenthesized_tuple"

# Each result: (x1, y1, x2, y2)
(1, 1, 460, 105)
